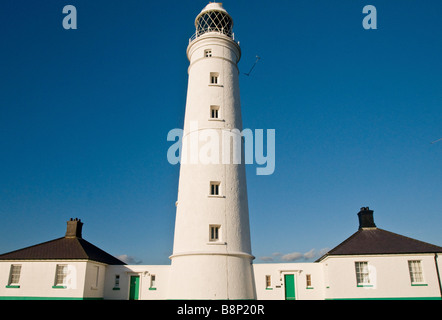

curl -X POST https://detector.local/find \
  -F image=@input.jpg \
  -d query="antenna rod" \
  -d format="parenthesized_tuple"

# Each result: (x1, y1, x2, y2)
(244, 55, 261, 76)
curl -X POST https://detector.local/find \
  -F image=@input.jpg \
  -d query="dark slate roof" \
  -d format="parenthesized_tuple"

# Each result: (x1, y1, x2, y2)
(0, 237, 126, 265)
(317, 227, 442, 262)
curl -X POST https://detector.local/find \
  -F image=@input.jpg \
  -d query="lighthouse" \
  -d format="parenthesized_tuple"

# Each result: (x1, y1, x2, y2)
(167, 3, 256, 299)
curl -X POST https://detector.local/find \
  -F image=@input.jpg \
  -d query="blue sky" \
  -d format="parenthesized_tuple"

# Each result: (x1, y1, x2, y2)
(1, 0, 441, 265)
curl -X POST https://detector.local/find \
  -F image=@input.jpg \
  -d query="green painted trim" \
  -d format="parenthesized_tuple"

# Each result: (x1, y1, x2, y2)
(306, 287, 314, 289)
(411, 283, 428, 286)
(357, 284, 373, 287)
(265, 288, 273, 290)
(112, 287, 120, 290)
(0, 296, 103, 300)
(52, 285, 67, 289)
(5, 285, 20, 289)
(148, 287, 157, 290)
(327, 297, 441, 300)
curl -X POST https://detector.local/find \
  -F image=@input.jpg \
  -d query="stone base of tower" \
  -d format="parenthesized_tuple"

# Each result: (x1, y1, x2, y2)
(167, 253, 256, 300)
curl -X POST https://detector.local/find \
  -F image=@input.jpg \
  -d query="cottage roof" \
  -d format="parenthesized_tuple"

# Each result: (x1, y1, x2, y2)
(317, 208, 442, 261)
(0, 219, 125, 265)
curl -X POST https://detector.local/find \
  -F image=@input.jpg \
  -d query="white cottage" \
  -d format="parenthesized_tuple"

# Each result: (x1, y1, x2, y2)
(253, 207, 442, 300)
(0, 218, 125, 300)
(1, 2, 441, 301)
(316, 207, 442, 300)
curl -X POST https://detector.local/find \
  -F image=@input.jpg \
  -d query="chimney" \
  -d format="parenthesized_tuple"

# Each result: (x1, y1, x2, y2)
(65, 218, 83, 238)
(357, 207, 376, 229)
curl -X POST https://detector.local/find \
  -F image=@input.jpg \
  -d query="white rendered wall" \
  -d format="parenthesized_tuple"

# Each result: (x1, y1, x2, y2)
(168, 31, 255, 300)
(103, 265, 170, 300)
(83, 261, 106, 299)
(322, 254, 442, 300)
(253, 263, 325, 300)
(0, 260, 104, 299)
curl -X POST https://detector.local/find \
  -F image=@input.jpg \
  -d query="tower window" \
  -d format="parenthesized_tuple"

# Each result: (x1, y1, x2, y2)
(210, 181, 220, 195)
(210, 105, 219, 119)
(205, 49, 212, 57)
(209, 225, 220, 241)
(210, 72, 219, 84)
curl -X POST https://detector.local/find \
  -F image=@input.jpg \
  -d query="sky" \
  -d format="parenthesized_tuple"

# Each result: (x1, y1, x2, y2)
(0, 0, 441, 265)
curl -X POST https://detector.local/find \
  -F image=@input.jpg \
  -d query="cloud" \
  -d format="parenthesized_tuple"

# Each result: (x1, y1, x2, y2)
(303, 248, 317, 260)
(272, 252, 283, 257)
(258, 252, 285, 262)
(116, 254, 143, 265)
(281, 252, 303, 262)
(258, 248, 329, 263)
(259, 256, 274, 262)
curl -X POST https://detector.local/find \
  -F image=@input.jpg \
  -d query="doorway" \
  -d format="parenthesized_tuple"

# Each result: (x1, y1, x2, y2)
(129, 275, 140, 300)
(284, 274, 296, 300)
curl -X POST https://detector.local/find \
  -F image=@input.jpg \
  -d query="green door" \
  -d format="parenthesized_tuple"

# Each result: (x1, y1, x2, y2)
(129, 276, 140, 300)
(284, 274, 296, 300)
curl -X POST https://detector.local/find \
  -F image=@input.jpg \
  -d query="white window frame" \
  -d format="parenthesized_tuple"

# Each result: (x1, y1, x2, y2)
(209, 225, 221, 242)
(209, 181, 220, 196)
(8, 264, 22, 286)
(408, 260, 425, 285)
(210, 105, 220, 119)
(54, 264, 68, 287)
(265, 275, 272, 289)
(355, 261, 371, 286)
(150, 274, 156, 289)
(204, 49, 212, 58)
(306, 274, 313, 288)
(210, 72, 219, 85)
(114, 274, 120, 289)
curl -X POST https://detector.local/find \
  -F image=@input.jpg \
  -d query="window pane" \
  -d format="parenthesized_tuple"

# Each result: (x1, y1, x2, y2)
(210, 182, 220, 195)
(306, 274, 312, 287)
(210, 73, 219, 84)
(265, 275, 271, 287)
(9, 265, 21, 284)
(210, 106, 219, 119)
(209, 225, 220, 241)
(408, 260, 424, 283)
(355, 262, 370, 285)
(55, 265, 68, 285)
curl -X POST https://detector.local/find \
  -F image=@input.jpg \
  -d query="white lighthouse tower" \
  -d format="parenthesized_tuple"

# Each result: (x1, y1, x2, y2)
(167, 3, 256, 300)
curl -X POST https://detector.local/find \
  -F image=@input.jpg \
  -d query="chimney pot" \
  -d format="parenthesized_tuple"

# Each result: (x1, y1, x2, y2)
(65, 218, 83, 238)
(357, 207, 376, 229)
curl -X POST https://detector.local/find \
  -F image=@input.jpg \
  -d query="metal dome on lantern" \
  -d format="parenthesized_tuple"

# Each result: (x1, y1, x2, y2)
(190, 3, 237, 42)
